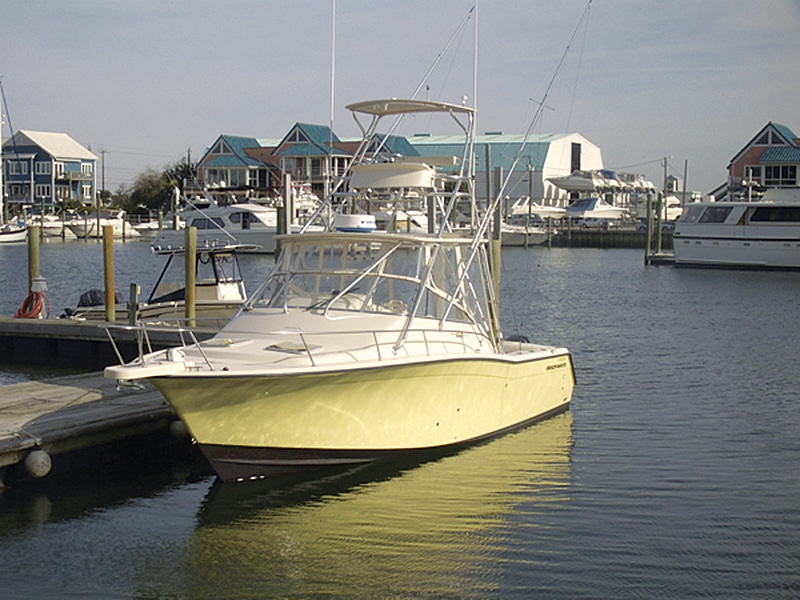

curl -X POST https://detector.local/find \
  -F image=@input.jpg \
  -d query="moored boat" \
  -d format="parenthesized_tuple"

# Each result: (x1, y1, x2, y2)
(0, 222, 27, 243)
(104, 98, 575, 482)
(69, 241, 252, 325)
(673, 187, 800, 269)
(67, 209, 140, 239)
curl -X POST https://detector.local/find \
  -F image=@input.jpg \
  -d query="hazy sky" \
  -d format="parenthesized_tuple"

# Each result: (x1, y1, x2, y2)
(2, 0, 798, 195)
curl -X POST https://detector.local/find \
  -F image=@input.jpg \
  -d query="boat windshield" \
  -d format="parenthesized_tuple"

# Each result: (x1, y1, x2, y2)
(248, 234, 493, 332)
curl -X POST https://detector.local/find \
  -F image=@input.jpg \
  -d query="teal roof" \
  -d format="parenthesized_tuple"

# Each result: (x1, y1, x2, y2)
(772, 123, 798, 146)
(280, 142, 347, 157)
(296, 123, 341, 146)
(760, 146, 800, 162)
(274, 123, 347, 157)
(204, 155, 252, 168)
(372, 133, 420, 156)
(199, 134, 265, 167)
(409, 133, 565, 171)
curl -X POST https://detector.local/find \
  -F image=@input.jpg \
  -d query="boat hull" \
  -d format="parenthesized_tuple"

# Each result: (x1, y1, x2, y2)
(0, 227, 27, 243)
(673, 236, 800, 270)
(151, 352, 574, 481)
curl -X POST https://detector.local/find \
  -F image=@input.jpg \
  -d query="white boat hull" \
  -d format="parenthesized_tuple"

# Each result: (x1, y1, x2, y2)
(673, 236, 800, 269)
(0, 226, 27, 243)
(147, 349, 574, 481)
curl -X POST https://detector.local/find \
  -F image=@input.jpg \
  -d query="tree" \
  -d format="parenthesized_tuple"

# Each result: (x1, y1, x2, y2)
(112, 158, 196, 215)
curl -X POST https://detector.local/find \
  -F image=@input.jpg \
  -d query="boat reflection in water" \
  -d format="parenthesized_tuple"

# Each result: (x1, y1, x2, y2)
(190, 412, 573, 598)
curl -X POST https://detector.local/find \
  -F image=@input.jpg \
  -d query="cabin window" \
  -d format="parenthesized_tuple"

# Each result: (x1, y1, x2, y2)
(190, 217, 226, 230)
(699, 206, 733, 223)
(750, 206, 800, 222)
(230, 212, 251, 229)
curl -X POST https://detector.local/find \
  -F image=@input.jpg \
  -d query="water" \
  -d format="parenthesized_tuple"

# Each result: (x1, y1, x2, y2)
(2, 240, 800, 599)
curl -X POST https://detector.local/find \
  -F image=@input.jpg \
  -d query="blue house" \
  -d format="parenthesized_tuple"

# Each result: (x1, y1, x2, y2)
(1, 130, 97, 213)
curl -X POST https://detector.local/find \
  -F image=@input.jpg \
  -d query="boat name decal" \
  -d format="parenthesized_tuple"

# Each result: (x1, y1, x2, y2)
(546, 361, 568, 371)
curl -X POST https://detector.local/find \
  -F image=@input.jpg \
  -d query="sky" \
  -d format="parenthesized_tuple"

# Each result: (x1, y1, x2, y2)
(2, 0, 799, 196)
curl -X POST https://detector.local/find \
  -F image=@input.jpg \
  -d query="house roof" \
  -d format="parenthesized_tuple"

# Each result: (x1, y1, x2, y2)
(729, 122, 799, 167)
(772, 123, 799, 146)
(760, 146, 800, 163)
(6, 130, 96, 161)
(408, 133, 570, 172)
(278, 142, 349, 157)
(274, 123, 347, 157)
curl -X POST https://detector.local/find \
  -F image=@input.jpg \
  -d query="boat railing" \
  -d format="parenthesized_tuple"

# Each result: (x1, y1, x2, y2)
(101, 319, 496, 372)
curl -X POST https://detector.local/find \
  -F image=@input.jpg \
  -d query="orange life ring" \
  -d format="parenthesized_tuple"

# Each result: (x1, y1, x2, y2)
(15, 291, 49, 319)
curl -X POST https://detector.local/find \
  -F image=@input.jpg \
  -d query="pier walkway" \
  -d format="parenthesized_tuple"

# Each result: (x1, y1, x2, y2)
(0, 371, 175, 484)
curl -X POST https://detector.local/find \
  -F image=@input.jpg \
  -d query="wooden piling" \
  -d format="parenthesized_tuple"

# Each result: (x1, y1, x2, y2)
(103, 225, 115, 323)
(27, 225, 41, 292)
(184, 226, 197, 326)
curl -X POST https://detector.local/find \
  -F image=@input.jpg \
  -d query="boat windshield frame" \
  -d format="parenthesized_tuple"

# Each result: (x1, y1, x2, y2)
(245, 232, 495, 347)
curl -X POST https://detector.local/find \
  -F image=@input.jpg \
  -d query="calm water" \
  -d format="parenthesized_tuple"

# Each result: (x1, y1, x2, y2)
(1, 239, 799, 599)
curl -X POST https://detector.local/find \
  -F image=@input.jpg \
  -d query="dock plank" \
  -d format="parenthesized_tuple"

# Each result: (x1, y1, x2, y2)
(0, 372, 174, 470)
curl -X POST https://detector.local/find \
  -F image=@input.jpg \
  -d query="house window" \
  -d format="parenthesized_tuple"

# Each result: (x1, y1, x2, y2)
(228, 169, 246, 187)
(82, 184, 92, 198)
(311, 158, 322, 177)
(287, 129, 309, 143)
(55, 162, 65, 177)
(211, 140, 233, 154)
(81, 163, 92, 176)
(744, 166, 761, 182)
(35, 184, 51, 198)
(35, 161, 52, 175)
(764, 165, 797, 187)
(9, 161, 28, 175)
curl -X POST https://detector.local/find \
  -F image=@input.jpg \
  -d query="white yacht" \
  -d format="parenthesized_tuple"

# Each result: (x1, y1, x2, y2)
(67, 209, 140, 239)
(673, 188, 800, 269)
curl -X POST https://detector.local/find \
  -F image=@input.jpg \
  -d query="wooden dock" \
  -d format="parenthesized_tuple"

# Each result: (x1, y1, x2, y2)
(0, 371, 178, 485)
(0, 315, 213, 370)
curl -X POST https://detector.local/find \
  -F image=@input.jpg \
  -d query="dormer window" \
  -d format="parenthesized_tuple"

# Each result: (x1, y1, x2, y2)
(211, 139, 233, 155)
(287, 129, 309, 143)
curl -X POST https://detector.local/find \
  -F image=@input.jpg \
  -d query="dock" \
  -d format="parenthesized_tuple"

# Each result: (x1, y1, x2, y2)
(0, 315, 214, 370)
(0, 371, 181, 485)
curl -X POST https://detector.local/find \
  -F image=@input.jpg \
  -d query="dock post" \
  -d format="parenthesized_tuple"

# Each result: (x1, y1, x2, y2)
(128, 283, 140, 326)
(27, 225, 41, 292)
(103, 225, 116, 322)
(185, 226, 197, 327)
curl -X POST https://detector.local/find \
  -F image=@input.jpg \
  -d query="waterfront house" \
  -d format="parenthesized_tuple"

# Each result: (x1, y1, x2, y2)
(271, 123, 350, 198)
(1, 130, 97, 213)
(195, 124, 608, 210)
(194, 134, 282, 203)
(721, 122, 800, 200)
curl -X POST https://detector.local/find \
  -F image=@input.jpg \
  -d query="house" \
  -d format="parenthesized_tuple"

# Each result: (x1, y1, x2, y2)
(723, 122, 800, 200)
(271, 123, 350, 198)
(195, 134, 282, 203)
(195, 124, 352, 203)
(195, 123, 611, 210)
(1, 130, 97, 212)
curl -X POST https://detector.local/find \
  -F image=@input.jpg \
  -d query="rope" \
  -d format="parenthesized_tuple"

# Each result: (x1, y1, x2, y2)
(15, 291, 51, 319)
